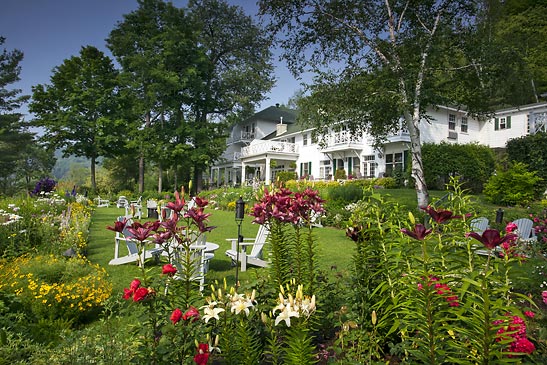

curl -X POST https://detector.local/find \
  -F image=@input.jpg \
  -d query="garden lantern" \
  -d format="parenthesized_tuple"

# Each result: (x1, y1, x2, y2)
(496, 208, 504, 224)
(234, 197, 245, 288)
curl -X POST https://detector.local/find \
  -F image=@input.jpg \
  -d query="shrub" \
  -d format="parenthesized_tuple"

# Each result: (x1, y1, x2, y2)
(334, 168, 347, 180)
(483, 162, 544, 206)
(275, 171, 298, 183)
(0, 254, 112, 325)
(422, 142, 495, 193)
(507, 132, 547, 189)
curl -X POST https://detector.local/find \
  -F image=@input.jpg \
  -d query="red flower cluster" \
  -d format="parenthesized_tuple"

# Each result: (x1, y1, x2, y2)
(162, 263, 177, 276)
(494, 315, 535, 356)
(193, 343, 209, 365)
(170, 306, 200, 325)
(251, 187, 325, 226)
(417, 276, 459, 307)
(122, 279, 153, 302)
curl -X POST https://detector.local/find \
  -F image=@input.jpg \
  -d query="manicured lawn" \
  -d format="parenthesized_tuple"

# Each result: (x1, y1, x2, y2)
(86, 206, 354, 294)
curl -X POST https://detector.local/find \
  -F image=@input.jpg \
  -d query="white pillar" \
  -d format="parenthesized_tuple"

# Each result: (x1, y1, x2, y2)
(265, 156, 271, 185)
(240, 162, 246, 186)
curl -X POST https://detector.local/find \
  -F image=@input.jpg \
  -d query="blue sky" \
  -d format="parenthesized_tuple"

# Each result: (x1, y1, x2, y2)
(1, 0, 306, 118)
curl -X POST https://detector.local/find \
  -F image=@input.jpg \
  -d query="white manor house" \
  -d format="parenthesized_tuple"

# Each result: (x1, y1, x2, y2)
(210, 102, 547, 187)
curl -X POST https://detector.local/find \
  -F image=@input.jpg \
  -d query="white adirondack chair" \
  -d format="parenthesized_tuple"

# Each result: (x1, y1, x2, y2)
(470, 217, 489, 235)
(171, 243, 208, 291)
(512, 218, 537, 242)
(225, 225, 269, 272)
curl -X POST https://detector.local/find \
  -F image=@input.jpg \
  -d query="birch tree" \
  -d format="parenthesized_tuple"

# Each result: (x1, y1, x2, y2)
(260, 0, 491, 208)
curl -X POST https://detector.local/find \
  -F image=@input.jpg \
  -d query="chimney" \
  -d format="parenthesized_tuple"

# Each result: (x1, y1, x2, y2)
(276, 116, 287, 136)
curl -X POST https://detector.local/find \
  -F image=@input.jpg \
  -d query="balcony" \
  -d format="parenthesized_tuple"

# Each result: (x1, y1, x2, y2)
(227, 131, 255, 145)
(241, 141, 298, 158)
(320, 131, 365, 152)
(386, 129, 411, 143)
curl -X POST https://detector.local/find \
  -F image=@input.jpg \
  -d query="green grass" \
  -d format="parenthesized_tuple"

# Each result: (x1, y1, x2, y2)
(86, 207, 354, 294)
(86, 188, 541, 295)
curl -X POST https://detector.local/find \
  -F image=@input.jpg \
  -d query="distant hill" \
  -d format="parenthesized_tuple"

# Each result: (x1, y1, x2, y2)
(51, 150, 101, 180)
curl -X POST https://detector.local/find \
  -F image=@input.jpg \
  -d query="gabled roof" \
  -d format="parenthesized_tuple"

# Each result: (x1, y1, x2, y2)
(239, 104, 298, 125)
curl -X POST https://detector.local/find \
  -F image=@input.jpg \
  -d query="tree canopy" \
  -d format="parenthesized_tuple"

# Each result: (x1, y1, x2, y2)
(106, 0, 274, 193)
(29, 46, 124, 192)
(0, 37, 53, 195)
(259, 0, 511, 207)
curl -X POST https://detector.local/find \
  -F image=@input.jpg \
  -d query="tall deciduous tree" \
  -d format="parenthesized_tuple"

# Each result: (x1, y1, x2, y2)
(184, 0, 275, 191)
(108, 0, 275, 193)
(30, 46, 124, 192)
(107, 0, 191, 193)
(260, 0, 493, 208)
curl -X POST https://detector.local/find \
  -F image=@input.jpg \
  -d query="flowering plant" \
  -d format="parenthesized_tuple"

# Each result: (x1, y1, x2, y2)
(250, 185, 325, 290)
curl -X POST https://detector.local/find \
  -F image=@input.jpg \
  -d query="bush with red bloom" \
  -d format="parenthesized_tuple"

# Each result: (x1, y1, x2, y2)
(505, 222, 518, 233)
(123, 278, 142, 299)
(162, 263, 177, 276)
(494, 314, 535, 356)
(523, 311, 535, 318)
(183, 306, 200, 322)
(170, 308, 183, 324)
(193, 343, 209, 365)
(543, 290, 547, 305)
(466, 229, 518, 250)
(133, 286, 151, 302)
(401, 223, 432, 241)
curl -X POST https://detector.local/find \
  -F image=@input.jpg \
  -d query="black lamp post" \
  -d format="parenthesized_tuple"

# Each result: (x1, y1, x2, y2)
(495, 208, 504, 224)
(234, 196, 245, 288)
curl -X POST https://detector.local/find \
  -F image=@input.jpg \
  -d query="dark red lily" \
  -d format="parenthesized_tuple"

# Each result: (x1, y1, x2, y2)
(126, 225, 154, 242)
(165, 191, 186, 214)
(106, 218, 128, 233)
(423, 206, 463, 224)
(401, 223, 433, 240)
(466, 228, 518, 249)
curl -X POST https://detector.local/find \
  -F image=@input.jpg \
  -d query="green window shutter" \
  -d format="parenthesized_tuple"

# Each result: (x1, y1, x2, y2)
(495, 118, 499, 130)
(300, 163, 303, 177)
(333, 159, 337, 171)
(348, 157, 352, 175)
(507, 116, 511, 129)
(308, 162, 312, 176)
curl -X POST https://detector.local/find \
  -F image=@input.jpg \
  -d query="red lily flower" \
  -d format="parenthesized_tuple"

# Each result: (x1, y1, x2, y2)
(466, 229, 518, 249)
(166, 191, 186, 214)
(183, 306, 200, 321)
(423, 206, 463, 224)
(126, 225, 154, 242)
(401, 224, 433, 240)
(106, 218, 128, 233)
(170, 308, 182, 324)
(193, 343, 209, 365)
(162, 263, 177, 276)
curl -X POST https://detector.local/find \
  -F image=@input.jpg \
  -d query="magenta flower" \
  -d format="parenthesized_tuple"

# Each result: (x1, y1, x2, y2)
(126, 225, 154, 242)
(466, 229, 518, 249)
(401, 224, 433, 240)
(505, 222, 518, 233)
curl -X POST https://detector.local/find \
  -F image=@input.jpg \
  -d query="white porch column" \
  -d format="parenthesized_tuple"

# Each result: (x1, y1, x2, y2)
(240, 162, 246, 186)
(224, 168, 229, 186)
(265, 156, 271, 185)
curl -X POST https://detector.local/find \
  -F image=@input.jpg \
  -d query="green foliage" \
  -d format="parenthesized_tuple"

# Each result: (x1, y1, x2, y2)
(333, 168, 347, 180)
(422, 142, 496, 193)
(30, 46, 124, 193)
(507, 132, 547, 189)
(275, 171, 297, 183)
(483, 162, 544, 206)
